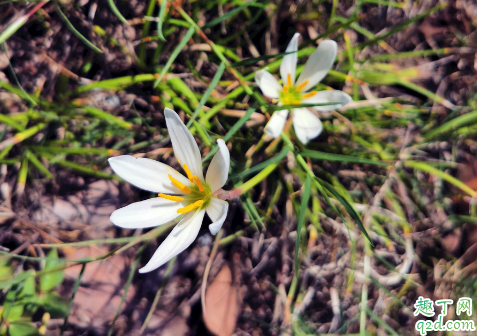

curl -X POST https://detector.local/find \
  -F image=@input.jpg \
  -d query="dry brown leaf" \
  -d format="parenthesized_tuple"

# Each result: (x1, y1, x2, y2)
(203, 264, 241, 336)
(63, 246, 136, 334)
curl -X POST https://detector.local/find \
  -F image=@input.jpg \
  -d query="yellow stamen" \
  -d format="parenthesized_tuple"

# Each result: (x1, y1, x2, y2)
(177, 200, 204, 214)
(168, 174, 191, 194)
(302, 91, 318, 99)
(296, 80, 309, 92)
(287, 73, 292, 87)
(183, 164, 194, 183)
(292, 100, 301, 105)
(282, 85, 289, 94)
(194, 176, 205, 192)
(158, 193, 184, 202)
(283, 98, 290, 104)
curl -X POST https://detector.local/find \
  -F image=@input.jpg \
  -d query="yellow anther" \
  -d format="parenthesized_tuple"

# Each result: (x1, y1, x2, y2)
(183, 163, 194, 182)
(177, 200, 204, 214)
(302, 91, 318, 99)
(287, 73, 292, 87)
(296, 80, 309, 92)
(158, 193, 184, 202)
(194, 176, 205, 192)
(283, 98, 290, 104)
(282, 85, 289, 94)
(292, 100, 301, 105)
(168, 174, 191, 194)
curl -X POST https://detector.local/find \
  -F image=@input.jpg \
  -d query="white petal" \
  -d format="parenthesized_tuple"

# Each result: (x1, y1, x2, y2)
(109, 155, 189, 194)
(206, 197, 229, 235)
(295, 40, 337, 92)
(265, 109, 288, 138)
(255, 69, 282, 99)
(110, 198, 185, 229)
(139, 210, 205, 273)
(164, 108, 204, 180)
(302, 90, 352, 111)
(280, 33, 300, 86)
(292, 108, 323, 144)
(205, 139, 230, 192)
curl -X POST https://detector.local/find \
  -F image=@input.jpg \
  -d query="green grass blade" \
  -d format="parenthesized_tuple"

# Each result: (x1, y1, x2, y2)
(25, 150, 53, 179)
(153, 27, 195, 87)
(317, 177, 371, 243)
(202, 108, 255, 162)
(295, 173, 311, 275)
(352, 3, 446, 52)
(54, 1, 103, 54)
(231, 146, 290, 179)
(301, 149, 391, 167)
(269, 102, 342, 111)
(424, 110, 477, 139)
(107, 246, 144, 336)
(203, 0, 256, 29)
(77, 106, 133, 129)
(138, 0, 156, 65)
(61, 264, 86, 335)
(157, 0, 168, 41)
(186, 62, 226, 127)
(231, 51, 296, 67)
(404, 160, 475, 197)
(72, 74, 156, 94)
(107, 0, 128, 24)
(31, 146, 118, 156)
(0, 114, 25, 131)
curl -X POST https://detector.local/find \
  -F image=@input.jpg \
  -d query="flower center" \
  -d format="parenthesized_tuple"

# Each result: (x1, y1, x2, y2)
(157, 163, 211, 214)
(278, 74, 318, 106)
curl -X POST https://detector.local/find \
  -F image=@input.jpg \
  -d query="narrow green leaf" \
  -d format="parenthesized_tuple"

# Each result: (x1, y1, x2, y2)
(77, 106, 133, 129)
(54, 1, 103, 54)
(0, 16, 28, 45)
(203, 0, 256, 28)
(153, 27, 195, 87)
(167, 76, 200, 105)
(269, 102, 342, 111)
(187, 62, 226, 127)
(245, 196, 265, 230)
(71, 74, 156, 94)
(31, 146, 117, 156)
(25, 151, 53, 179)
(107, 0, 128, 24)
(301, 149, 391, 167)
(231, 51, 296, 67)
(107, 246, 144, 336)
(202, 108, 255, 162)
(404, 160, 475, 197)
(353, 3, 446, 52)
(424, 110, 477, 139)
(157, 0, 168, 41)
(62, 264, 85, 329)
(0, 114, 26, 131)
(231, 146, 290, 179)
(317, 177, 372, 243)
(295, 173, 311, 275)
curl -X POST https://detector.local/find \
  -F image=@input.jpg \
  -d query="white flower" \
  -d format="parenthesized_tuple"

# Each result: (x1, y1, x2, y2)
(255, 33, 352, 144)
(108, 108, 230, 273)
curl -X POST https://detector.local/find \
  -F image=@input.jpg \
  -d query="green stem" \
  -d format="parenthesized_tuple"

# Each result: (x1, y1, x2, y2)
(238, 162, 279, 194)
